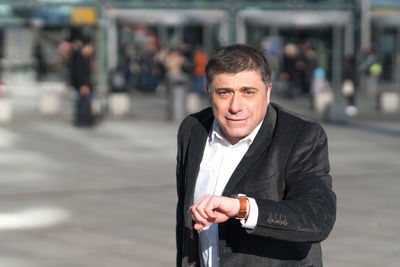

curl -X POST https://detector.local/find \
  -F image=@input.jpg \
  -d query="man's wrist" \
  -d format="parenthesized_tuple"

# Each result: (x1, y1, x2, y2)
(231, 194, 248, 219)
(241, 197, 258, 229)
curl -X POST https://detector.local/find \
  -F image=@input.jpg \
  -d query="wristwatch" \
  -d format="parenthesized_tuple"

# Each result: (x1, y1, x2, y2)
(231, 194, 247, 219)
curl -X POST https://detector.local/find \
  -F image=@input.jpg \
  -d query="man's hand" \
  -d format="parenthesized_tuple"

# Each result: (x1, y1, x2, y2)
(190, 194, 240, 230)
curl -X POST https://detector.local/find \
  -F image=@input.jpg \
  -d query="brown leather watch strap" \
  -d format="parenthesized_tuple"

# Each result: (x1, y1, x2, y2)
(235, 195, 247, 219)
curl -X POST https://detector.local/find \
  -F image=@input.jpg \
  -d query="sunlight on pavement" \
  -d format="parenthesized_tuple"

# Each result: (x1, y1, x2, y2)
(0, 128, 18, 149)
(0, 207, 70, 230)
(0, 257, 33, 267)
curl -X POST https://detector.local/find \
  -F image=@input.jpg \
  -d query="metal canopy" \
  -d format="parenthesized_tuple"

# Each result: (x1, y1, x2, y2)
(236, 10, 354, 92)
(236, 10, 354, 48)
(106, 9, 229, 70)
(106, 9, 227, 26)
(372, 11, 400, 27)
(238, 10, 353, 27)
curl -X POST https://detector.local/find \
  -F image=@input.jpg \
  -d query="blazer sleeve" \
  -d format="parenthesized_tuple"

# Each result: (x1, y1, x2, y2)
(249, 122, 336, 243)
(176, 116, 195, 267)
(176, 122, 186, 267)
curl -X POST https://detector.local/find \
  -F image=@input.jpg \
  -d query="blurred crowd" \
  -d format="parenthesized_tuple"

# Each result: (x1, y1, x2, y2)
(262, 38, 383, 116)
(52, 25, 384, 123)
(109, 42, 208, 98)
(277, 42, 319, 97)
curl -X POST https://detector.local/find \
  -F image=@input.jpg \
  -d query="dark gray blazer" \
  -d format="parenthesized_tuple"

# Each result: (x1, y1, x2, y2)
(176, 103, 336, 267)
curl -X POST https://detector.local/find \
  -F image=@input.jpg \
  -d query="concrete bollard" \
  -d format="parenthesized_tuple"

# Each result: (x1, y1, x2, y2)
(37, 82, 66, 115)
(38, 93, 60, 115)
(108, 93, 131, 117)
(186, 92, 202, 114)
(379, 92, 399, 114)
(0, 98, 12, 123)
(91, 97, 102, 116)
(313, 89, 334, 115)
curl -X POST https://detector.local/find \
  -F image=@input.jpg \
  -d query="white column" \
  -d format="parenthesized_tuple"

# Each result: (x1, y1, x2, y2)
(361, 0, 371, 51)
(344, 21, 354, 56)
(332, 25, 343, 93)
(235, 14, 246, 43)
(107, 12, 118, 71)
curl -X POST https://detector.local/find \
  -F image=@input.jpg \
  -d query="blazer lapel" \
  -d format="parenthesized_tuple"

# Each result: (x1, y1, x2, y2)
(184, 111, 214, 215)
(223, 104, 278, 196)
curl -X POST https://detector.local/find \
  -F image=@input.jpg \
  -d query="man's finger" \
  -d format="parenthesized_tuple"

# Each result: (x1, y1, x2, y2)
(204, 198, 217, 220)
(194, 195, 212, 221)
(191, 206, 208, 226)
(194, 222, 205, 230)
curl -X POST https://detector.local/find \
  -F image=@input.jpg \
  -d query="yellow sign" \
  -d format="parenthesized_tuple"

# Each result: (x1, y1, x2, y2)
(372, 8, 400, 16)
(71, 7, 97, 25)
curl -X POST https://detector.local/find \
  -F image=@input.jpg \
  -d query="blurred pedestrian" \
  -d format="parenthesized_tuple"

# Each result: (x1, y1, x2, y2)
(56, 40, 72, 84)
(34, 41, 47, 81)
(154, 45, 169, 93)
(165, 49, 185, 76)
(303, 44, 318, 95)
(280, 43, 299, 98)
(176, 41, 194, 74)
(176, 44, 336, 267)
(121, 42, 140, 92)
(140, 44, 158, 93)
(369, 61, 383, 110)
(297, 42, 309, 94)
(192, 45, 207, 96)
(70, 40, 95, 127)
(109, 63, 128, 93)
(342, 55, 358, 116)
(359, 49, 378, 98)
(165, 49, 189, 121)
(311, 67, 332, 113)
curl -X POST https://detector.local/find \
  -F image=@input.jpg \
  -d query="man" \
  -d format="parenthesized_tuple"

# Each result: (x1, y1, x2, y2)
(70, 40, 94, 127)
(176, 44, 336, 267)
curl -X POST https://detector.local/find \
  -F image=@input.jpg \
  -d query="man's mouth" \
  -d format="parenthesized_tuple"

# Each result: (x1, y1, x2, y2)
(226, 118, 247, 122)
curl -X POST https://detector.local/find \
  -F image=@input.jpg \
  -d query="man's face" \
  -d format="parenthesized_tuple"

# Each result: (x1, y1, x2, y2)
(208, 70, 271, 145)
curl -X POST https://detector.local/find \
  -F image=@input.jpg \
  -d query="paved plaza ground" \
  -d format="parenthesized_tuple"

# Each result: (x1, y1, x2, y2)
(0, 92, 399, 266)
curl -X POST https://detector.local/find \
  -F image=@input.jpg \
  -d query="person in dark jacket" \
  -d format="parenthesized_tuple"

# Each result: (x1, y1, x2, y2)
(70, 40, 94, 126)
(176, 44, 336, 267)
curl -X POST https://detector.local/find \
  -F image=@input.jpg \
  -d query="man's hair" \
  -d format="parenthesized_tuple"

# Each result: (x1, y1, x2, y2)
(205, 44, 271, 87)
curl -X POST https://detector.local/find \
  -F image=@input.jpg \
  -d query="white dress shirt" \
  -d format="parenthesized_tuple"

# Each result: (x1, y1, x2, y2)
(193, 120, 261, 267)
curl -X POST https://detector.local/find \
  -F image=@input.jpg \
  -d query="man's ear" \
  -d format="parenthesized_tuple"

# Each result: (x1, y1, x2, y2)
(206, 85, 210, 95)
(267, 82, 272, 93)
(206, 85, 212, 100)
(266, 82, 272, 104)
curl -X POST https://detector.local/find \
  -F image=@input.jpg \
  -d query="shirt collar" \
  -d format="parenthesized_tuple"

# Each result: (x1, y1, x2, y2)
(209, 119, 263, 147)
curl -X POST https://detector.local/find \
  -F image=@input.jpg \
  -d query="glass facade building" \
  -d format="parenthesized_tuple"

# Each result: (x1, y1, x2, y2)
(0, 0, 399, 95)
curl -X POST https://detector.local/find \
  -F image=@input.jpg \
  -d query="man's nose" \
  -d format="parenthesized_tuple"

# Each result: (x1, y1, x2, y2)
(228, 93, 242, 113)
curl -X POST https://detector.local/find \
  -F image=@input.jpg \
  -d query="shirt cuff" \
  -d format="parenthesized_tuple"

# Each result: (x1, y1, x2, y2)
(240, 197, 258, 229)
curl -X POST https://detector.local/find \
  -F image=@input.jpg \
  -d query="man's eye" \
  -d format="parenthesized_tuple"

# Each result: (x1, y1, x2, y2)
(244, 90, 255, 96)
(217, 91, 229, 95)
